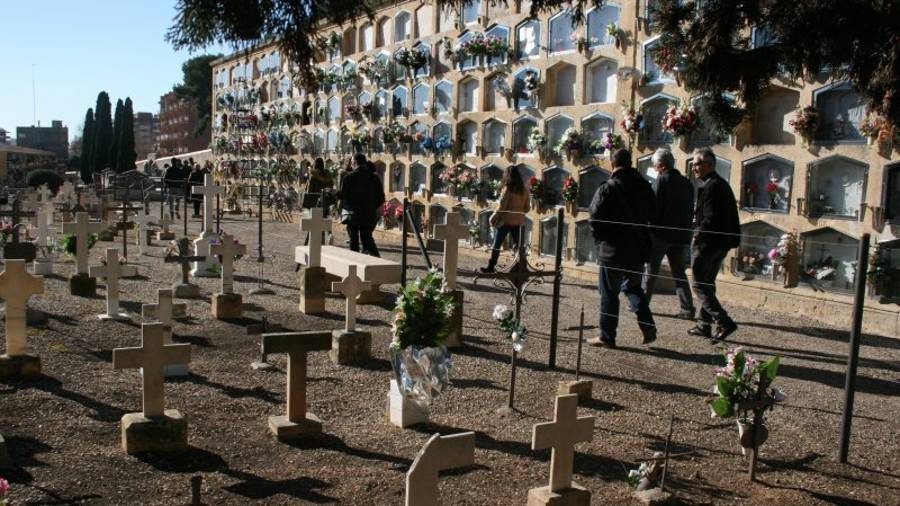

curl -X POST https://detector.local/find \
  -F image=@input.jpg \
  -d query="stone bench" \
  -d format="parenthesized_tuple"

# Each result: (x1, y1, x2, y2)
(295, 245, 401, 304)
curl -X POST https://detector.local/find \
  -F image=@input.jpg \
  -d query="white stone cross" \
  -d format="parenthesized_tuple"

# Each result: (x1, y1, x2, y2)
(209, 233, 246, 294)
(192, 174, 224, 234)
(433, 211, 468, 290)
(299, 208, 332, 268)
(131, 212, 154, 255)
(0, 260, 44, 356)
(531, 394, 594, 492)
(89, 248, 138, 320)
(113, 322, 191, 417)
(62, 212, 103, 275)
(405, 432, 476, 506)
(34, 205, 54, 248)
(331, 265, 372, 332)
(142, 288, 186, 327)
(37, 185, 52, 204)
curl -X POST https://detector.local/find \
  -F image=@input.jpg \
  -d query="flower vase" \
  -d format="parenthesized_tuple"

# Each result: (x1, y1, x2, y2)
(566, 201, 577, 215)
(736, 418, 769, 456)
(867, 136, 875, 146)
(390, 345, 452, 411)
(677, 136, 690, 151)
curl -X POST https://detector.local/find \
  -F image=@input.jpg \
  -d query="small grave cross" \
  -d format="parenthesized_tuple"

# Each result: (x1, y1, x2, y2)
(0, 196, 36, 243)
(193, 174, 224, 234)
(210, 233, 246, 294)
(62, 212, 104, 275)
(405, 432, 476, 506)
(37, 185, 52, 204)
(157, 214, 174, 236)
(89, 248, 137, 319)
(331, 265, 372, 332)
(165, 239, 206, 287)
(565, 305, 597, 381)
(299, 208, 332, 268)
(248, 316, 280, 369)
(113, 323, 191, 417)
(532, 394, 594, 493)
(142, 289, 186, 327)
(132, 210, 155, 255)
(433, 211, 468, 290)
(109, 200, 139, 259)
(34, 205, 54, 248)
(0, 260, 44, 356)
(262, 331, 332, 424)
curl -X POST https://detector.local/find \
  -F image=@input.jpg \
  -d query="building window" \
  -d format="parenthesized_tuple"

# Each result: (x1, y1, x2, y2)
(431, 164, 449, 194)
(394, 11, 412, 42)
(578, 166, 609, 209)
(456, 32, 479, 70)
(459, 121, 478, 155)
(516, 19, 541, 60)
(542, 166, 570, 207)
(486, 25, 510, 67)
(513, 68, 539, 110)
(643, 37, 674, 84)
(801, 228, 859, 293)
(459, 78, 479, 112)
(586, 59, 618, 104)
(813, 82, 867, 143)
(741, 154, 793, 213)
(483, 120, 507, 155)
(549, 11, 576, 53)
(546, 115, 574, 154)
(462, 0, 481, 25)
(736, 221, 785, 283)
(410, 162, 428, 193)
(806, 156, 867, 219)
(512, 116, 538, 155)
(413, 43, 431, 78)
(574, 221, 597, 265)
(360, 23, 375, 52)
(390, 162, 406, 192)
(886, 163, 900, 225)
(392, 86, 408, 117)
(640, 94, 678, 145)
(586, 4, 621, 47)
(582, 113, 614, 154)
(540, 215, 567, 256)
(412, 84, 429, 115)
(435, 81, 452, 114)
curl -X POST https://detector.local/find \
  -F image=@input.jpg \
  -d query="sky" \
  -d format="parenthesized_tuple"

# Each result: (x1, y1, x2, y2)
(0, 1, 229, 142)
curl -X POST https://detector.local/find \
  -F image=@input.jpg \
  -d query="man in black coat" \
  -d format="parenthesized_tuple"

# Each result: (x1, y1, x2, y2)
(690, 147, 741, 341)
(643, 148, 696, 319)
(587, 148, 657, 348)
(337, 154, 385, 257)
(163, 159, 185, 219)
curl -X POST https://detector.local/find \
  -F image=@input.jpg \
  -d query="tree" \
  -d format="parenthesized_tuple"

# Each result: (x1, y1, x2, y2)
(173, 54, 222, 137)
(118, 98, 137, 171)
(167, 0, 900, 130)
(91, 91, 113, 175)
(80, 108, 95, 183)
(110, 98, 124, 172)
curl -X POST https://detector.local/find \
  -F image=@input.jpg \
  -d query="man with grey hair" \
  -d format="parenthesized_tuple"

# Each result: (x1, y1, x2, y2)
(643, 148, 695, 320)
(690, 147, 741, 342)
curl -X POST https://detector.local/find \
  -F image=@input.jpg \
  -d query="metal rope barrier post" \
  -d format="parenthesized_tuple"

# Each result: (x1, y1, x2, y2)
(548, 206, 564, 369)
(838, 232, 870, 464)
(405, 204, 433, 271)
(401, 197, 408, 288)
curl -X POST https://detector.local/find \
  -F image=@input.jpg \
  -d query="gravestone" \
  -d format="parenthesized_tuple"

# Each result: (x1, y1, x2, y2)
(90, 248, 138, 320)
(210, 233, 246, 319)
(298, 208, 331, 315)
(165, 238, 205, 298)
(132, 211, 154, 255)
(190, 174, 225, 277)
(0, 196, 37, 262)
(142, 289, 188, 377)
(262, 331, 332, 439)
(156, 214, 175, 240)
(62, 212, 104, 296)
(405, 432, 476, 506)
(433, 211, 468, 348)
(113, 322, 191, 454)
(33, 204, 55, 275)
(0, 260, 44, 380)
(330, 265, 372, 365)
(527, 394, 594, 506)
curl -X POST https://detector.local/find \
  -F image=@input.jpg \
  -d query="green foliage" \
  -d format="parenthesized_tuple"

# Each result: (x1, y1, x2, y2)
(80, 108, 95, 183)
(91, 91, 113, 174)
(118, 98, 137, 171)
(710, 347, 780, 420)
(25, 170, 63, 194)
(390, 271, 455, 350)
(59, 233, 98, 257)
(110, 99, 124, 172)
(173, 54, 222, 138)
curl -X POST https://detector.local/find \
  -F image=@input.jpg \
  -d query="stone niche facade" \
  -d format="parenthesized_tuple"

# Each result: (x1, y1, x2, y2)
(211, 0, 900, 315)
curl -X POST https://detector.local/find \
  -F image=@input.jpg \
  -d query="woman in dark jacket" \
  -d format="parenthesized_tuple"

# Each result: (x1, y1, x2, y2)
(336, 154, 385, 256)
(302, 157, 334, 213)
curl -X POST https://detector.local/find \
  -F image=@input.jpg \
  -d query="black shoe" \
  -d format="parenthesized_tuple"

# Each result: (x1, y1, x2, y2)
(640, 325, 657, 345)
(687, 325, 712, 339)
(479, 266, 495, 274)
(587, 336, 616, 348)
(713, 321, 738, 342)
(675, 310, 695, 320)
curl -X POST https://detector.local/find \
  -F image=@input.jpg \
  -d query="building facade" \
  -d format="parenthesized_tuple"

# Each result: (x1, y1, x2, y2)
(0, 145, 56, 180)
(210, 0, 900, 331)
(157, 91, 209, 157)
(0, 128, 10, 145)
(134, 112, 160, 160)
(16, 120, 68, 160)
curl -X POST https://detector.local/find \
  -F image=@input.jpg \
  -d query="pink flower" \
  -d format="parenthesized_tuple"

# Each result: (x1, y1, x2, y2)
(0, 477, 9, 497)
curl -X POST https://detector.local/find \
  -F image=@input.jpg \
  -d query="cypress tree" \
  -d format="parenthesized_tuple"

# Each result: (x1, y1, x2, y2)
(109, 99, 124, 172)
(118, 98, 137, 171)
(80, 108, 95, 183)
(90, 91, 113, 174)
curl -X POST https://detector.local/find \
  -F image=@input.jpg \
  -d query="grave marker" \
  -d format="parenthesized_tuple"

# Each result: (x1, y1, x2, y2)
(405, 432, 476, 506)
(330, 266, 372, 365)
(62, 212, 104, 296)
(432, 210, 468, 347)
(90, 248, 137, 320)
(132, 211, 154, 256)
(210, 233, 246, 319)
(190, 174, 225, 277)
(0, 260, 44, 380)
(156, 214, 175, 240)
(298, 208, 332, 314)
(142, 289, 189, 377)
(165, 238, 205, 298)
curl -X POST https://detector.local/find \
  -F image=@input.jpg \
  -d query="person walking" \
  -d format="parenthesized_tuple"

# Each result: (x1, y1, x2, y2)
(163, 159, 185, 219)
(302, 157, 334, 213)
(587, 148, 657, 348)
(480, 165, 530, 273)
(336, 153, 385, 256)
(643, 148, 696, 319)
(189, 161, 210, 218)
(689, 147, 741, 342)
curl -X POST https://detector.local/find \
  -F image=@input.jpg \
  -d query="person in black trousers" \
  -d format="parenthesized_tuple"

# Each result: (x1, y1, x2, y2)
(337, 153, 385, 256)
(689, 147, 741, 342)
(189, 162, 208, 218)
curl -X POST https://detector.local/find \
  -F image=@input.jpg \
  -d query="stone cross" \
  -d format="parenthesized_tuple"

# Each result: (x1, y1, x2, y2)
(62, 212, 104, 275)
(331, 265, 372, 332)
(34, 205, 54, 248)
(37, 185, 52, 204)
(0, 260, 44, 356)
(405, 432, 476, 506)
(131, 211, 154, 255)
(165, 238, 206, 287)
(262, 331, 332, 425)
(157, 214, 174, 235)
(110, 200, 139, 259)
(113, 323, 191, 417)
(142, 289, 186, 327)
(299, 208, 332, 268)
(433, 211, 468, 290)
(210, 233, 246, 294)
(532, 394, 594, 492)
(193, 174, 224, 234)
(90, 248, 138, 320)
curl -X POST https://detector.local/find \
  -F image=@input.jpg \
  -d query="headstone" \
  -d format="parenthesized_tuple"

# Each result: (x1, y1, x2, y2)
(164, 238, 205, 298)
(298, 208, 331, 314)
(0, 196, 37, 262)
(113, 322, 191, 454)
(142, 289, 188, 377)
(90, 248, 137, 320)
(433, 211, 467, 348)
(527, 394, 594, 506)
(210, 233, 246, 319)
(33, 205, 55, 275)
(330, 265, 372, 365)
(37, 184, 53, 205)
(262, 331, 332, 439)
(0, 260, 44, 380)
(156, 214, 175, 240)
(405, 432, 476, 506)
(190, 174, 225, 277)
(132, 211, 154, 255)
(62, 212, 103, 296)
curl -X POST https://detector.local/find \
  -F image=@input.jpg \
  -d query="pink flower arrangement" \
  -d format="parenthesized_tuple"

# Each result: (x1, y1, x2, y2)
(661, 105, 699, 137)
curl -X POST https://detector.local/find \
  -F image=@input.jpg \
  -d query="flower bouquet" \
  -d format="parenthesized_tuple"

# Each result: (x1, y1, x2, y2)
(395, 47, 429, 75)
(527, 130, 547, 156)
(1, 477, 9, 506)
(789, 105, 819, 145)
(529, 175, 545, 207)
(661, 105, 699, 143)
(390, 271, 456, 407)
(766, 181, 780, 209)
(607, 23, 624, 48)
(434, 135, 453, 155)
(860, 114, 891, 146)
(620, 106, 644, 138)
(570, 32, 588, 52)
(556, 127, 583, 160)
(382, 200, 404, 228)
(562, 176, 579, 205)
(492, 304, 528, 351)
(588, 132, 624, 155)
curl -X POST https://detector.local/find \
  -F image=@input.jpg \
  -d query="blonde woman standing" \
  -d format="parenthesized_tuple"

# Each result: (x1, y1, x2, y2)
(480, 165, 531, 273)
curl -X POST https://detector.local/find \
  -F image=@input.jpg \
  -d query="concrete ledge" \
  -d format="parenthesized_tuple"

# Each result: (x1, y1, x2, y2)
(527, 484, 590, 506)
(212, 293, 243, 319)
(557, 380, 593, 402)
(173, 283, 201, 299)
(298, 265, 326, 315)
(268, 413, 322, 439)
(121, 410, 188, 454)
(330, 330, 371, 365)
(0, 354, 41, 381)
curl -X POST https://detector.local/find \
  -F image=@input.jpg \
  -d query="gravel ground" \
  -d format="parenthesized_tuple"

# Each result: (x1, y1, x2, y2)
(1, 209, 899, 505)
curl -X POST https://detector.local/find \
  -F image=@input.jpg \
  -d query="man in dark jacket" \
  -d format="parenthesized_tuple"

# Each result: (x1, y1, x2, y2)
(690, 147, 741, 341)
(163, 159, 185, 219)
(643, 148, 696, 319)
(337, 153, 385, 256)
(587, 148, 657, 348)
(189, 161, 210, 218)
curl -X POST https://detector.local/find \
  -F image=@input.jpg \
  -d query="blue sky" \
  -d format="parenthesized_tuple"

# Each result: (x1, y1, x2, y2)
(0, 1, 228, 142)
